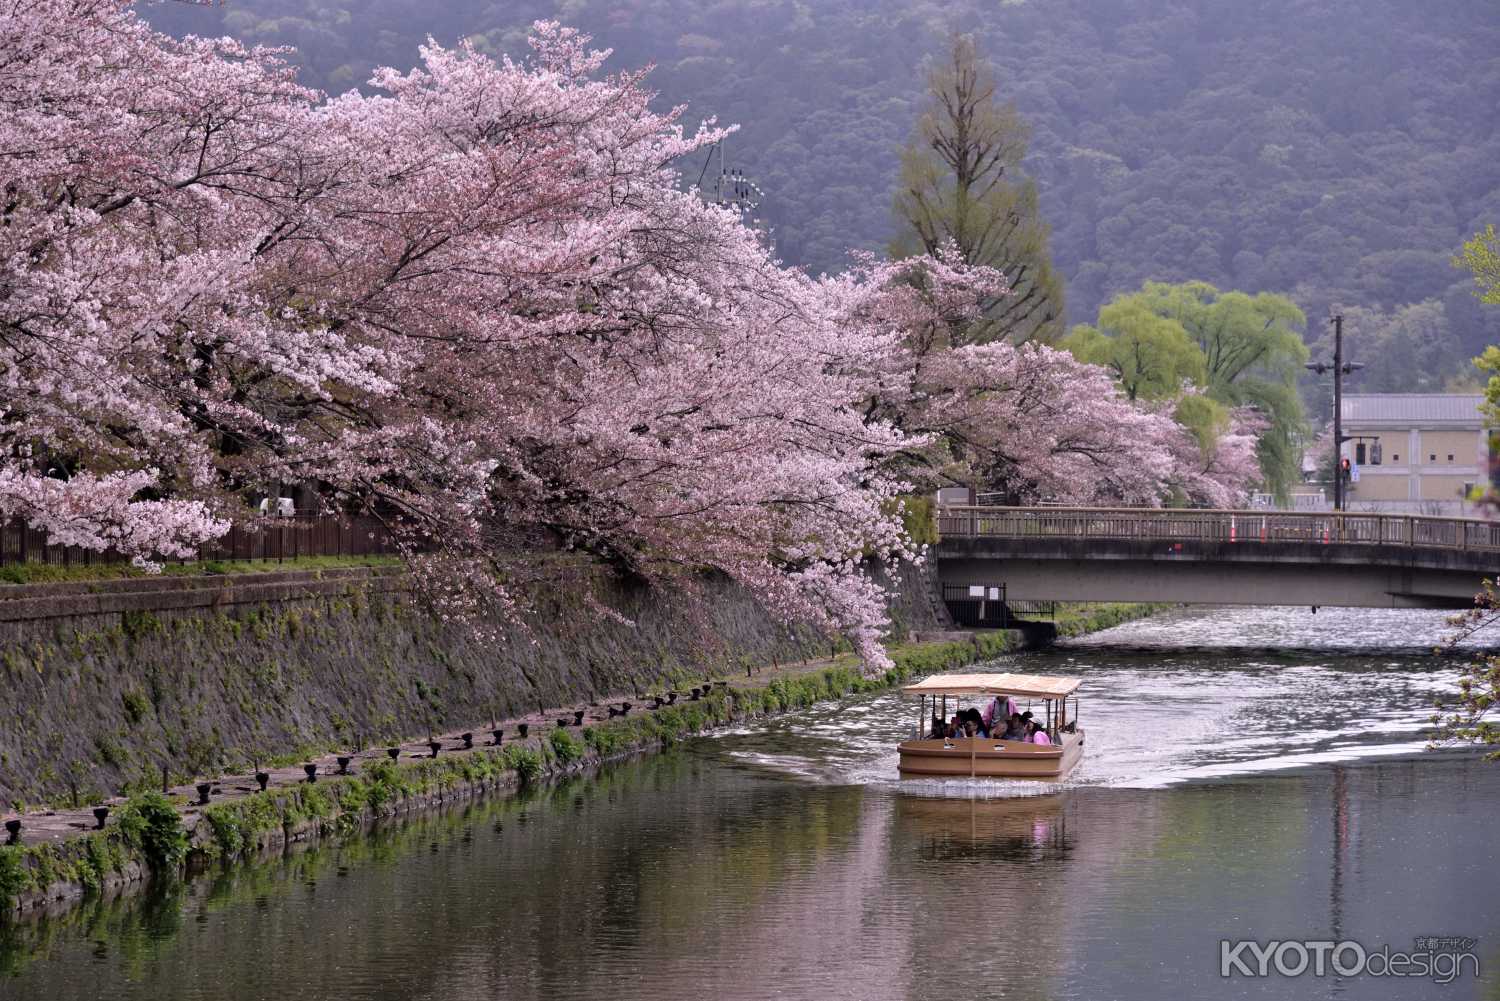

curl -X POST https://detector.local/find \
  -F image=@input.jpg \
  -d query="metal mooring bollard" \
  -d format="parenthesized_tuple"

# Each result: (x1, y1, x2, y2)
(386, 747, 401, 761)
(491, 728, 504, 746)
(4, 820, 20, 845)
(93, 807, 110, 830)
(517, 723, 529, 739)
(256, 772, 270, 792)
(303, 763, 318, 783)
(337, 756, 352, 775)
(196, 782, 212, 805)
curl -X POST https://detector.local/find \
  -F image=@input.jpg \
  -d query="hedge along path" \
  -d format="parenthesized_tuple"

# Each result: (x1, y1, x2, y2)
(0, 606, 1160, 916)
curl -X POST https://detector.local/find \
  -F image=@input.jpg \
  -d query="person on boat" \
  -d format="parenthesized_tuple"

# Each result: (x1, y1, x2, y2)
(982, 695, 1018, 732)
(961, 707, 987, 737)
(947, 715, 965, 739)
(1002, 713, 1026, 740)
(1026, 720, 1052, 745)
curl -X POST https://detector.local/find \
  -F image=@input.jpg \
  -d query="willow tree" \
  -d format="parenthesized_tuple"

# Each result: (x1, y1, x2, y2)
(1127, 281, 1309, 500)
(1456, 224, 1500, 304)
(1061, 298, 1206, 402)
(891, 34, 1063, 345)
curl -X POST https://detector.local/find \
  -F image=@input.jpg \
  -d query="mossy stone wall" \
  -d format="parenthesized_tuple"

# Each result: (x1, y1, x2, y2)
(0, 563, 940, 805)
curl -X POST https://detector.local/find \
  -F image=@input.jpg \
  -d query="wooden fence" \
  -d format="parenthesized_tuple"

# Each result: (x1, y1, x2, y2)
(0, 515, 399, 569)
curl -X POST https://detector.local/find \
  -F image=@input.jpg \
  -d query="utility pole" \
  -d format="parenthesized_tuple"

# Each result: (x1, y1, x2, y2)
(693, 141, 769, 249)
(1332, 314, 1344, 512)
(1307, 315, 1362, 511)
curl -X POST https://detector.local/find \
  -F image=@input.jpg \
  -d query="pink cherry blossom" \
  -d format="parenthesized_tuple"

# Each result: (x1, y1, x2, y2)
(1, 3, 1207, 669)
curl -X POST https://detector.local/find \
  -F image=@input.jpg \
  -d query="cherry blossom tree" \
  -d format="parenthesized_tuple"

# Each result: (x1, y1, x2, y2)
(1, 1, 1215, 668)
(1162, 399, 1265, 507)
(2, 3, 916, 660)
(838, 252, 1186, 506)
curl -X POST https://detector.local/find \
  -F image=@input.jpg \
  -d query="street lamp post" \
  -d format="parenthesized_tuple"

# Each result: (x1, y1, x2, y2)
(1305, 314, 1363, 511)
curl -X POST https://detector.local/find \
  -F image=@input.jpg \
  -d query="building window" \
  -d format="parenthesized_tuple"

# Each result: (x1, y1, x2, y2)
(1370, 441, 1382, 465)
(1430, 454, 1437, 462)
(1392, 453, 1399, 462)
(1356, 443, 1366, 464)
(1465, 482, 1476, 497)
(1448, 454, 1455, 462)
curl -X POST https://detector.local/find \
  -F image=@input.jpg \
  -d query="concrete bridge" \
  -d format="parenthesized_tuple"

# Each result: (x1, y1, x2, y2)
(935, 506, 1500, 609)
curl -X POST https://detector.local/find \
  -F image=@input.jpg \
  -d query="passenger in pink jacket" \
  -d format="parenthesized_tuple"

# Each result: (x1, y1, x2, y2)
(983, 696, 1018, 731)
(1026, 720, 1052, 745)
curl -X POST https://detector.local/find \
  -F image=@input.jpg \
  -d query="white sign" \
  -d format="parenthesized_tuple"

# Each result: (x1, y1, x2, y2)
(1350, 461, 1360, 483)
(967, 585, 985, 598)
(987, 587, 1001, 600)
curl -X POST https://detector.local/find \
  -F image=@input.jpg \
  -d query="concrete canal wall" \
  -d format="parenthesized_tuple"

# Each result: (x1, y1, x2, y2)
(0, 595, 1163, 921)
(0, 561, 944, 807)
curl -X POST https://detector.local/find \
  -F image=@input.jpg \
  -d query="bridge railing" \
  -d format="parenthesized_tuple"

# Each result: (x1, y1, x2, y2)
(936, 506, 1500, 553)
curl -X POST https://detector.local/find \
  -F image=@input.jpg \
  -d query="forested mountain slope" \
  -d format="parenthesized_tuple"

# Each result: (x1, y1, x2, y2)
(146, 0, 1500, 373)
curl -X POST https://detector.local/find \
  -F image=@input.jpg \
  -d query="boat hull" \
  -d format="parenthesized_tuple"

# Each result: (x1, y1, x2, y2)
(897, 731, 1084, 780)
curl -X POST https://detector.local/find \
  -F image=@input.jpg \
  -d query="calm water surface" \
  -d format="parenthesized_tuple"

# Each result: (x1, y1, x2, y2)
(4, 606, 1497, 1001)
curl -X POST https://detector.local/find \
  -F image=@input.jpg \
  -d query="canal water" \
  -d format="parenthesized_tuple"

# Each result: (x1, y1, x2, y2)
(4, 607, 1498, 1000)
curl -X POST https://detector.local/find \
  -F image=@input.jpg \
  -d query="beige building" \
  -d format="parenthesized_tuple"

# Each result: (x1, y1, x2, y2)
(1340, 394, 1488, 516)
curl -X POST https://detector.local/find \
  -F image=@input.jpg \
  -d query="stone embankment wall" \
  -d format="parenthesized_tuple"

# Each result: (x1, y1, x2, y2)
(0, 562, 942, 806)
(1, 628, 1024, 919)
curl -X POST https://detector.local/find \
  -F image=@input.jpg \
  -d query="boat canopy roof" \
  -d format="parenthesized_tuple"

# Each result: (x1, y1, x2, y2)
(902, 672, 1081, 700)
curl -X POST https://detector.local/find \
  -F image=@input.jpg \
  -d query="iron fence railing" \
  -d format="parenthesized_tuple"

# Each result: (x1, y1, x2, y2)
(0, 514, 400, 569)
(938, 584, 1057, 627)
(936, 506, 1500, 552)
(941, 582, 1009, 628)
(1002, 599, 1058, 621)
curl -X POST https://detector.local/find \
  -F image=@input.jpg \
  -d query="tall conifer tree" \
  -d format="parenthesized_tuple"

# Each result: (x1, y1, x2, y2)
(892, 34, 1063, 345)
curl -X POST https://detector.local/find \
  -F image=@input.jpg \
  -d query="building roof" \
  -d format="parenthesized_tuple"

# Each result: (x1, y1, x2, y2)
(902, 672, 1081, 699)
(1340, 394, 1484, 428)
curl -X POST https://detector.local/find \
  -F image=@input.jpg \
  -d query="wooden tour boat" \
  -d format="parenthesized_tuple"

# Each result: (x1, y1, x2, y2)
(897, 672, 1084, 780)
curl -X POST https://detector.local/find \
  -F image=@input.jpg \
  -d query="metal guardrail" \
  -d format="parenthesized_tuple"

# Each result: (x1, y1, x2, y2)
(936, 506, 1500, 553)
(0, 515, 400, 569)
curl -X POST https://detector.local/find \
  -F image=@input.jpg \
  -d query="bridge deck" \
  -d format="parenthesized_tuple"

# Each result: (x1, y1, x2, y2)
(934, 506, 1500, 608)
(938, 506, 1500, 552)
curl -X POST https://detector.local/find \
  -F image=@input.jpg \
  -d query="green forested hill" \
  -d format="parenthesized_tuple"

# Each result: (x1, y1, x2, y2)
(145, 0, 1500, 381)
